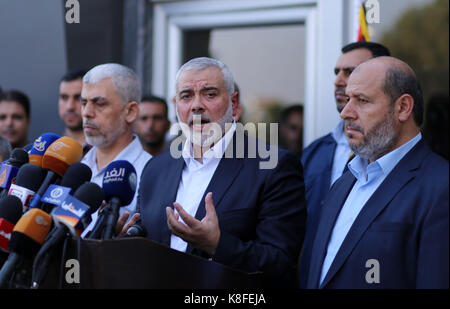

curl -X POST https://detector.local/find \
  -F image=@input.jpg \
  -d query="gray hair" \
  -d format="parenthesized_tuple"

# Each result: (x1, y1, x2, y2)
(0, 136, 12, 161)
(83, 63, 141, 105)
(383, 66, 424, 127)
(175, 57, 235, 96)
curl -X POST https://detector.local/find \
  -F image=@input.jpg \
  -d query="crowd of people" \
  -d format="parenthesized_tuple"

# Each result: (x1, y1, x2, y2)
(0, 40, 448, 289)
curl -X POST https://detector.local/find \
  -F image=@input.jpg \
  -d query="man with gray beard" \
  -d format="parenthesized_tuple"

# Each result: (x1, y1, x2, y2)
(79, 63, 151, 238)
(301, 56, 448, 289)
(299, 41, 390, 288)
(133, 57, 306, 288)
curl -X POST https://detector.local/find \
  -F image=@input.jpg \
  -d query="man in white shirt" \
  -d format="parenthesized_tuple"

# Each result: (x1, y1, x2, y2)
(79, 63, 151, 237)
(135, 57, 306, 288)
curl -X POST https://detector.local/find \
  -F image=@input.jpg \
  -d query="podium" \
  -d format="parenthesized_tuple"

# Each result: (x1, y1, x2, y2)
(37, 237, 263, 289)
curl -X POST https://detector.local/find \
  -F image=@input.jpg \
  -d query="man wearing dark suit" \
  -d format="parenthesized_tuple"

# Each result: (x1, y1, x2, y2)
(135, 57, 306, 288)
(299, 42, 390, 288)
(302, 42, 391, 212)
(302, 56, 449, 289)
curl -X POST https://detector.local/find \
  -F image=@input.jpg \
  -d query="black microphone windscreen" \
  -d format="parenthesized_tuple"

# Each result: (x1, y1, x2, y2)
(14, 164, 47, 192)
(9, 149, 29, 167)
(60, 162, 93, 192)
(8, 232, 41, 258)
(125, 223, 147, 238)
(0, 195, 23, 224)
(73, 182, 104, 214)
(23, 143, 33, 152)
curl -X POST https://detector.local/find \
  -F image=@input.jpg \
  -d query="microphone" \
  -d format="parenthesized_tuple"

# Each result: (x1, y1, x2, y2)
(119, 223, 147, 238)
(30, 182, 104, 288)
(22, 143, 33, 152)
(39, 162, 92, 213)
(28, 136, 83, 210)
(7, 164, 47, 213)
(0, 208, 51, 288)
(28, 133, 61, 167)
(0, 148, 29, 197)
(0, 196, 23, 254)
(98, 160, 137, 240)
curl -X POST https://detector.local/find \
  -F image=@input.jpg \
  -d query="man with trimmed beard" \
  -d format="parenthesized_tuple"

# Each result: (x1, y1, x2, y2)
(133, 95, 171, 156)
(299, 42, 390, 287)
(0, 90, 31, 149)
(58, 69, 92, 155)
(79, 63, 151, 237)
(302, 57, 448, 289)
(302, 42, 391, 212)
(134, 57, 306, 288)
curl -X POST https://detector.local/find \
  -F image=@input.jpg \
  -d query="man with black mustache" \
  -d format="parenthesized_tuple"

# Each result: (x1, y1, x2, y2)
(133, 95, 171, 156)
(299, 42, 390, 287)
(0, 90, 31, 149)
(58, 69, 92, 155)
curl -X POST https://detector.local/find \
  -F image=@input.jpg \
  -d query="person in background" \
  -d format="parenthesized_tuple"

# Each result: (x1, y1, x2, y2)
(0, 90, 31, 149)
(0, 136, 12, 161)
(279, 104, 304, 157)
(302, 56, 448, 289)
(133, 95, 171, 156)
(423, 93, 449, 161)
(58, 69, 91, 155)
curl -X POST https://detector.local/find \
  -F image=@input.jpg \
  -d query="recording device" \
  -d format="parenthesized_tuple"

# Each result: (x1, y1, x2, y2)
(88, 160, 137, 240)
(28, 136, 83, 210)
(39, 162, 92, 213)
(0, 196, 23, 254)
(119, 223, 147, 238)
(0, 148, 29, 197)
(28, 133, 61, 167)
(0, 208, 52, 288)
(30, 182, 104, 288)
(7, 164, 47, 213)
(3, 148, 29, 167)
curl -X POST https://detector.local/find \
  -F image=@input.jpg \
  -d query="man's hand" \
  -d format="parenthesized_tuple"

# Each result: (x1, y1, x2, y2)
(166, 192, 220, 256)
(116, 212, 141, 236)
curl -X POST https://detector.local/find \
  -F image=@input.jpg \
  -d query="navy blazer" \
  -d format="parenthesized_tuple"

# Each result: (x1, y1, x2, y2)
(137, 131, 307, 287)
(301, 133, 338, 212)
(299, 133, 337, 288)
(302, 139, 449, 289)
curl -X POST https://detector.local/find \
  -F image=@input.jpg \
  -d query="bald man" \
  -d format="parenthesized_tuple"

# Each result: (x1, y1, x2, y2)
(301, 57, 448, 289)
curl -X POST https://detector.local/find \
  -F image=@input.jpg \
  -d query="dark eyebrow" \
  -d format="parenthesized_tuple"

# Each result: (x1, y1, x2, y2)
(202, 86, 219, 92)
(179, 89, 193, 96)
(335, 66, 356, 74)
(81, 96, 107, 102)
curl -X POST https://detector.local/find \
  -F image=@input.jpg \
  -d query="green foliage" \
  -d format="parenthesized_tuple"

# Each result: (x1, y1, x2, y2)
(381, 0, 449, 102)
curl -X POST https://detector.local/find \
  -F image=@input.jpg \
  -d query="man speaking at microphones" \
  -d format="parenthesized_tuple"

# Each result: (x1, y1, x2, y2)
(79, 63, 151, 237)
(128, 58, 306, 288)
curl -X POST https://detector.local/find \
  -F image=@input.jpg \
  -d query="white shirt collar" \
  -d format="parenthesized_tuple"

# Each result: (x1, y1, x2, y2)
(82, 134, 149, 175)
(181, 121, 236, 165)
(348, 132, 422, 181)
(331, 120, 348, 145)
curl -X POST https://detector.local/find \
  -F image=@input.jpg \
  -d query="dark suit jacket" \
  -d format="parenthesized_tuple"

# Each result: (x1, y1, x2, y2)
(299, 133, 337, 288)
(302, 139, 449, 289)
(137, 131, 306, 287)
(301, 133, 337, 212)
